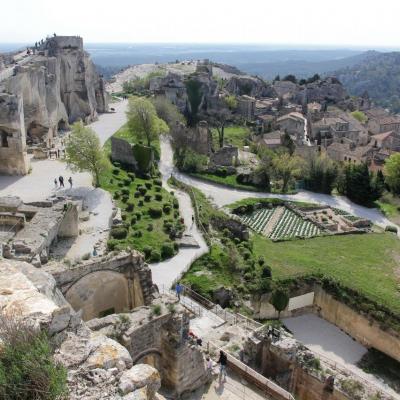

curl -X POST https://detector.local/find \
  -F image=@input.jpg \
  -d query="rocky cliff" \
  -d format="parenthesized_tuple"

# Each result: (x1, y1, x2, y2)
(0, 36, 108, 175)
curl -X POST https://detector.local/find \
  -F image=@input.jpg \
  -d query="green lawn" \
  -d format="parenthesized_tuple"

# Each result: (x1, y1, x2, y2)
(376, 192, 400, 225)
(252, 232, 400, 313)
(211, 125, 251, 149)
(191, 172, 264, 191)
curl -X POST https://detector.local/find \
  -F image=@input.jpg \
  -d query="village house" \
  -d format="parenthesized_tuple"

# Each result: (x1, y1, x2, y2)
(256, 130, 284, 150)
(276, 112, 305, 143)
(326, 141, 375, 164)
(367, 114, 400, 134)
(254, 98, 278, 116)
(256, 114, 275, 133)
(370, 130, 400, 152)
(237, 94, 256, 120)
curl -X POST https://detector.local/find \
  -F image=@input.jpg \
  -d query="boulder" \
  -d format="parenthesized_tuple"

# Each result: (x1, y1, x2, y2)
(119, 364, 161, 398)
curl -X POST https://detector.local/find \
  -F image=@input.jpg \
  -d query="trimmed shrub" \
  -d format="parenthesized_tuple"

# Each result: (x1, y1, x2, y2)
(113, 191, 120, 200)
(150, 250, 161, 262)
(130, 216, 137, 225)
(121, 188, 130, 196)
(143, 245, 152, 258)
(145, 182, 152, 190)
(121, 195, 129, 203)
(161, 243, 174, 259)
(148, 207, 162, 218)
(173, 242, 179, 251)
(135, 211, 142, 220)
(107, 239, 119, 251)
(163, 204, 171, 214)
(174, 210, 180, 218)
(155, 193, 163, 201)
(112, 168, 120, 175)
(154, 179, 162, 186)
(155, 186, 161, 192)
(121, 214, 127, 221)
(144, 194, 152, 202)
(126, 202, 134, 212)
(138, 200, 144, 207)
(128, 172, 136, 181)
(147, 223, 154, 231)
(173, 199, 179, 209)
(134, 191, 140, 198)
(118, 182, 124, 188)
(138, 187, 147, 196)
(123, 178, 131, 186)
(111, 227, 128, 239)
(133, 230, 142, 238)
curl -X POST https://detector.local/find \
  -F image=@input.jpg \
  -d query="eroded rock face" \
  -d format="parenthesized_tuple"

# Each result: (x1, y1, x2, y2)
(0, 37, 107, 137)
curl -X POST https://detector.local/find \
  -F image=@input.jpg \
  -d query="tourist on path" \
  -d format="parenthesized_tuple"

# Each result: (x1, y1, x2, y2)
(175, 282, 183, 300)
(217, 350, 227, 382)
(59, 176, 64, 187)
(68, 177, 73, 188)
(54, 178, 58, 189)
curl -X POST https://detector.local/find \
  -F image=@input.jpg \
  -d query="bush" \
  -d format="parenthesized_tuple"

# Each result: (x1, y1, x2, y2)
(123, 178, 131, 186)
(163, 204, 171, 214)
(147, 223, 154, 231)
(112, 168, 120, 175)
(155, 186, 161, 192)
(149, 207, 163, 218)
(174, 210, 180, 218)
(385, 225, 398, 233)
(121, 188, 130, 196)
(111, 227, 128, 239)
(161, 243, 175, 259)
(145, 182, 152, 189)
(121, 195, 129, 203)
(133, 230, 142, 238)
(107, 239, 119, 251)
(135, 211, 142, 220)
(138, 200, 144, 207)
(118, 182, 124, 188)
(173, 198, 179, 209)
(130, 216, 137, 225)
(134, 191, 140, 198)
(128, 172, 136, 181)
(113, 191, 120, 200)
(144, 194, 152, 202)
(0, 313, 67, 400)
(121, 214, 127, 221)
(150, 250, 161, 262)
(155, 193, 163, 201)
(138, 187, 147, 196)
(151, 304, 162, 316)
(154, 179, 162, 186)
(143, 246, 152, 258)
(126, 202, 134, 212)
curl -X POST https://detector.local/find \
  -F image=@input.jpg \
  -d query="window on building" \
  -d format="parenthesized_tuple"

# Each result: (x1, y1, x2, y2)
(1, 131, 9, 148)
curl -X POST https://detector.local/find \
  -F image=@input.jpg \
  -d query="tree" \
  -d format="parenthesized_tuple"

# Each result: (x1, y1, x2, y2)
(384, 153, 400, 194)
(151, 96, 185, 128)
(271, 288, 289, 319)
(281, 132, 296, 155)
(304, 153, 337, 194)
(272, 152, 304, 193)
(224, 95, 237, 111)
(126, 97, 169, 146)
(273, 75, 280, 82)
(65, 122, 108, 187)
(283, 74, 297, 84)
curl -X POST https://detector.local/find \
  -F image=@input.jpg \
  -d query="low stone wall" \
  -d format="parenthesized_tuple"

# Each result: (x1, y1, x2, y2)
(314, 287, 400, 362)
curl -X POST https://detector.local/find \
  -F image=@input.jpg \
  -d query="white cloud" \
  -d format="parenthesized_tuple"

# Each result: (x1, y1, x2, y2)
(1, 0, 399, 47)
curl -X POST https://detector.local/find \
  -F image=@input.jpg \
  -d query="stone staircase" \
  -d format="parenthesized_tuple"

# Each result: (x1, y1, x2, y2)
(262, 206, 285, 237)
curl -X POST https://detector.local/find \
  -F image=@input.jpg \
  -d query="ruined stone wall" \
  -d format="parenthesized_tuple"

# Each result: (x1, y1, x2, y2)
(111, 137, 137, 169)
(210, 146, 238, 166)
(314, 287, 400, 362)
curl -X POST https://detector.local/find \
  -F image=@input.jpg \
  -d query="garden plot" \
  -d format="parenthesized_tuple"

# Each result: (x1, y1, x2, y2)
(239, 207, 321, 240)
(270, 208, 321, 240)
(240, 208, 275, 233)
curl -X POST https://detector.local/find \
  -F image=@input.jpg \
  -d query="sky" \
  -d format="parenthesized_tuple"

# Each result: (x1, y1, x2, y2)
(1, 0, 400, 47)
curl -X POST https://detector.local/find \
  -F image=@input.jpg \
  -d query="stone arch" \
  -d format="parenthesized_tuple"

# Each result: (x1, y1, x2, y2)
(0, 130, 9, 147)
(57, 119, 67, 132)
(65, 270, 131, 321)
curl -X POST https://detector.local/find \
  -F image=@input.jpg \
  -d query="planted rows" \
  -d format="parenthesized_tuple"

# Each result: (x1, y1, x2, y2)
(240, 208, 275, 233)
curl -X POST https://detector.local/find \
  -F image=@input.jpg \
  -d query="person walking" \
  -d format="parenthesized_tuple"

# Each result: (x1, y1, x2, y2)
(68, 177, 73, 188)
(59, 176, 64, 188)
(54, 178, 58, 189)
(175, 282, 183, 301)
(217, 350, 227, 383)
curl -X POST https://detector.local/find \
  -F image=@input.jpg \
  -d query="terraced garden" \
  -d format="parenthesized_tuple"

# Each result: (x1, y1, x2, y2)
(238, 206, 321, 240)
(269, 208, 321, 240)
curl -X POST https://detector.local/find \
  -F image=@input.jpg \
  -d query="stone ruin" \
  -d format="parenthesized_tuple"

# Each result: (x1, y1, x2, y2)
(0, 251, 208, 399)
(0, 195, 78, 266)
(111, 137, 154, 173)
(209, 145, 238, 167)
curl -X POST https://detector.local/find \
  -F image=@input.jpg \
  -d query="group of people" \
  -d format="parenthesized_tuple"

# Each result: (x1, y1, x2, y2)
(54, 176, 72, 189)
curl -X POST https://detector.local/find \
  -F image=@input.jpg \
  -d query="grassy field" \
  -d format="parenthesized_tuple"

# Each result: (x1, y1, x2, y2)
(191, 172, 264, 191)
(252, 232, 400, 313)
(211, 125, 251, 149)
(376, 192, 400, 225)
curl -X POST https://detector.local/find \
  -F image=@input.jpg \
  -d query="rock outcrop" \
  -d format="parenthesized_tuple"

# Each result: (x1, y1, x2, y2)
(0, 36, 108, 175)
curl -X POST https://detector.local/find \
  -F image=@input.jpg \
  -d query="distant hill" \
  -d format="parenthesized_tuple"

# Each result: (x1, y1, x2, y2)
(332, 51, 400, 112)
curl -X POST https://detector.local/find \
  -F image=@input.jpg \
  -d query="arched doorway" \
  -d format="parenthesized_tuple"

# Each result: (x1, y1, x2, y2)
(65, 270, 131, 321)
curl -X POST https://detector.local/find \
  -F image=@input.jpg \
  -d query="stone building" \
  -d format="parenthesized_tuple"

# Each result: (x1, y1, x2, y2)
(326, 141, 375, 164)
(237, 95, 256, 120)
(368, 114, 400, 134)
(276, 112, 305, 143)
(256, 131, 284, 150)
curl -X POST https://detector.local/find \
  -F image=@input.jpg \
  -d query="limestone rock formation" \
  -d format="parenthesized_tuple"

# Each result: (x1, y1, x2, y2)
(225, 75, 276, 98)
(0, 36, 108, 175)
